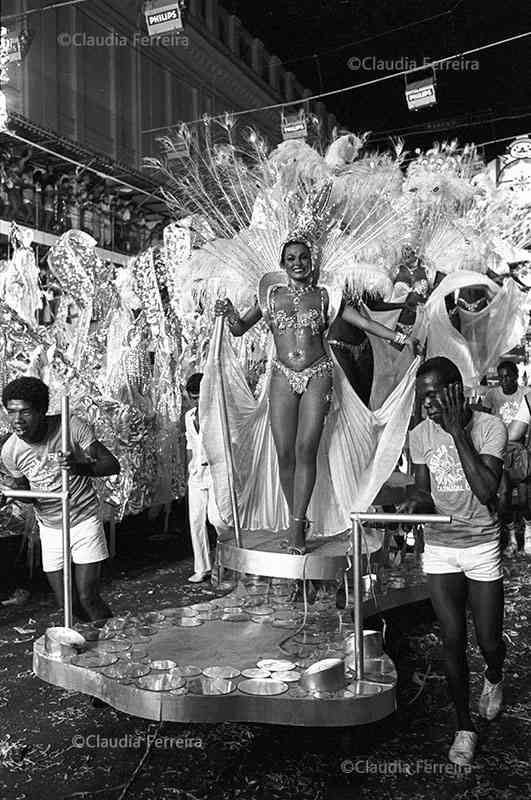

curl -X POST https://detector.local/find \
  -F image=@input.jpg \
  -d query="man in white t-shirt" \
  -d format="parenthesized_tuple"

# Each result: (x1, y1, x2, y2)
(0, 377, 120, 622)
(484, 360, 531, 555)
(484, 361, 528, 425)
(399, 357, 506, 767)
(508, 391, 531, 554)
(184, 373, 228, 583)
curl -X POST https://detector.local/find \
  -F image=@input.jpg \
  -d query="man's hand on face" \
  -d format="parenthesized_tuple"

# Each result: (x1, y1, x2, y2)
(436, 382, 468, 436)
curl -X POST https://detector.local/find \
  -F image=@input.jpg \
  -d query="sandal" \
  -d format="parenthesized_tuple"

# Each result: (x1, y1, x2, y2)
(287, 545, 306, 556)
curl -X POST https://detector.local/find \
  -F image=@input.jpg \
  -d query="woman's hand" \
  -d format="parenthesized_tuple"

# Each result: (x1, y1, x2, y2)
(214, 298, 235, 318)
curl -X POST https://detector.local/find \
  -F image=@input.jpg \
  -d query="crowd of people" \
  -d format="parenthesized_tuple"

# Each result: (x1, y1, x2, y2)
(0, 146, 163, 254)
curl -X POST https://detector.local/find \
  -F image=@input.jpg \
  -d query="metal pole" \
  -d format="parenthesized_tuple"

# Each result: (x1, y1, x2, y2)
(212, 316, 241, 547)
(350, 511, 452, 681)
(351, 514, 363, 680)
(355, 513, 451, 524)
(2, 489, 68, 500)
(61, 396, 72, 629)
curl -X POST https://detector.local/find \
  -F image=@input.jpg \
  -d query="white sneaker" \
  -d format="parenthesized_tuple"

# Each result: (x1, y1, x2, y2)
(188, 571, 211, 583)
(478, 674, 503, 720)
(448, 730, 477, 766)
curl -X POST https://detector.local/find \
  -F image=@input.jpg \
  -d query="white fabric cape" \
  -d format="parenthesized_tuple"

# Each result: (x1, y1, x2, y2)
(424, 273, 527, 389)
(365, 272, 527, 404)
(200, 285, 419, 538)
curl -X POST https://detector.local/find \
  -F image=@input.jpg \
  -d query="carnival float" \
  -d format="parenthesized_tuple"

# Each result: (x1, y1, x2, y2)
(1, 119, 527, 725)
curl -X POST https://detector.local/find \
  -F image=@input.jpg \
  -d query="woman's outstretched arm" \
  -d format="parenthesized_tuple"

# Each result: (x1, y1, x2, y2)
(214, 297, 262, 337)
(340, 304, 405, 344)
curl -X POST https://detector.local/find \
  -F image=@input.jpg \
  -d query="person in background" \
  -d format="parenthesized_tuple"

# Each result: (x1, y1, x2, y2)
(184, 373, 228, 583)
(484, 360, 531, 555)
(0, 377, 120, 622)
(399, 357, 507, 767)
(508, 386, 531, 555)
(484, 361, 528, 425)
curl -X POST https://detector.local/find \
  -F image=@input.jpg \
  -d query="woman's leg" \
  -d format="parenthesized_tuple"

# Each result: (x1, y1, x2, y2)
(427, 572, 474, 731)
(468, 578, 505, 684)
(269, 370, 300, 514)
(291, 373, 333, 547)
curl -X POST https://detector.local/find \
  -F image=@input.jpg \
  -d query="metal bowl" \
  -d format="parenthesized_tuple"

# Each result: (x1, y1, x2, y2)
(344, 629, 383, 669)
(300, 657, 346, 693)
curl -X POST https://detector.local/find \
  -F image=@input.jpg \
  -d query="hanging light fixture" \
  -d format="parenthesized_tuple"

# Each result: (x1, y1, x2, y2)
(144, 1, 185, 36)
(281, 108, 308, 141)
(404, 67, 437, 111)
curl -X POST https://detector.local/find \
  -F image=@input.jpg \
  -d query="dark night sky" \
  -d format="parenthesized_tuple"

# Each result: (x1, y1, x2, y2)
(221, 0, 530, 157)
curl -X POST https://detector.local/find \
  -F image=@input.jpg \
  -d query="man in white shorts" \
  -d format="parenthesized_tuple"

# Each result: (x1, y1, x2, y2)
(399, 357, 507, 767)
(0, 377, 120, 622)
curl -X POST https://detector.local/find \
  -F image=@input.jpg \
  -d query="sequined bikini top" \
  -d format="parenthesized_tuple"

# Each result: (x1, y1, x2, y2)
(267, 285, 328, 336)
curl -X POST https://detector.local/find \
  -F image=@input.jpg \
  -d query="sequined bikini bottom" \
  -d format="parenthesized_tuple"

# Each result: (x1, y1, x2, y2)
(272, 355, 334, 395)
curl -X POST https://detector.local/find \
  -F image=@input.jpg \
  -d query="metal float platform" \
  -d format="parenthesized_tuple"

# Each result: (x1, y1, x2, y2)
(31, 468, 446, 727)
(25, 377, 446, 727)
(32, 516, 435, 727)
(33, 591, 397, 726)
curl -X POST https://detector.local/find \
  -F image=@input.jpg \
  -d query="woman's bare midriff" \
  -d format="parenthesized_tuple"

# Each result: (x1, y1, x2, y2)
(272, 332, 327, 371)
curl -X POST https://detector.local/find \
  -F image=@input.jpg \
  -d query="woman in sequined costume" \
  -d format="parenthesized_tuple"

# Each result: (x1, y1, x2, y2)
(215, 240, 410, 553)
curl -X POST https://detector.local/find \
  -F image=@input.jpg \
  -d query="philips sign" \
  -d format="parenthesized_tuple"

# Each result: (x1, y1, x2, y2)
(145, 3, 184, 36)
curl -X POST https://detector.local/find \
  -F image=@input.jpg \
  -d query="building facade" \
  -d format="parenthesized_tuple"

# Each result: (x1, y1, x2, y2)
(2, 0, 333, 167)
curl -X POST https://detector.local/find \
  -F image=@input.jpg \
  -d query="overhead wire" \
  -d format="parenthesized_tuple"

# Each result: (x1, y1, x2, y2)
(178, 30, 531, 126)
(280, 0, 466, 67)
(6, 0, 528, 149)
(1, 0, 91, 23)
(368, 109, 531, 144)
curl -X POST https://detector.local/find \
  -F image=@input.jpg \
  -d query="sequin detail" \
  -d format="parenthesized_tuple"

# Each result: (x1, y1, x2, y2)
(268, 285, 327, 337)
(272, 355, 334, 394)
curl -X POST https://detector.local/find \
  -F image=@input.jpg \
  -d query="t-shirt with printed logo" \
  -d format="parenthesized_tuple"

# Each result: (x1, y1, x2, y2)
(408, 411, 507, 548)
(484, 385, 529, 427)
(1, 415, 98, 527)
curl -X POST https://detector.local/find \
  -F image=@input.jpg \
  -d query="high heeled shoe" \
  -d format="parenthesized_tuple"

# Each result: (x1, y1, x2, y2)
(287, 516, 308, 555)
